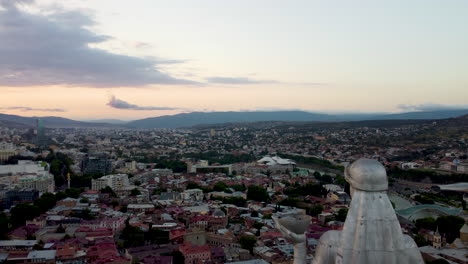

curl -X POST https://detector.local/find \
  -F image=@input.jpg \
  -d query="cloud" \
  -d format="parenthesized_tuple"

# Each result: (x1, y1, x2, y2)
(0, 0, 34, 9)
(397, 103, 468, 112)
(205, 76, 278, 85)
(107, 96, 181, 111)
(0, 106, 66, 112)
(0, 1, 195, 87)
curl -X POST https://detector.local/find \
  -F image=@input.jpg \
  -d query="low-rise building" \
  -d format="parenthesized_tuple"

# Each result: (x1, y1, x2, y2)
(91, 174, 129, 191)
(0, 160, 54, 193)
(179, 243, 211, 264)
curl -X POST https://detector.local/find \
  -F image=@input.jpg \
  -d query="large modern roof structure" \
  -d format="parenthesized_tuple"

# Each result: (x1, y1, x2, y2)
(396, 204, 462, 220)
(257, 156, 296, 166)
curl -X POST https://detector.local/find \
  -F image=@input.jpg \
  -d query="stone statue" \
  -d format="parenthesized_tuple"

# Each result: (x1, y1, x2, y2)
(274, 158, 424, 264)
(272, 210, 311, 264)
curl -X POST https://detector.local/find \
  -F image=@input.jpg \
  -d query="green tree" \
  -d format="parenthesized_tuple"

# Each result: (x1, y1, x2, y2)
(70, 209, 95, 220)
(414, 234, 429, 247)
(247, 186, 269, 202)
(414, 195, 434, 204)
(101, 186, 117, 197)
(334, 176, 347, 186)
(152, 188, 167, 195)
(0, 213, 10, 239)
(110, 200, 119, 208)
(220, 197, 246, 207)
(310, 205, 324, 216)
(436, 215, 465, 243)
(186, 182, 201, 190)
(284, 183, 326, 197)
(10, 203, 40, 227)
(262, 213, 272, 219)
(231, 184, 246, 192)
(213, 181, 228, 192)
(239, 235, 257, 252)
(34, 193, 56, 213)
(253, 222, 264, 230)
(55, 191, 67, 201)
(63, 188, 82, 198)
(146, 228, 169, 244)
(415, 217, 437, 231)
(321, 174, 333, 184)
(121, 223, 145, 248)
(335, 208, 348, 222)
(130, 188, 141, 196)
(56, 224, 66, 233)
(279, 197, 299, 207)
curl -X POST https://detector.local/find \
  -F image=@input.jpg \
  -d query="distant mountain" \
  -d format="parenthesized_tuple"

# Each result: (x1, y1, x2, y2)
(85, 119, 129, 125)
(0, 113, 119, 128)
(368, 109, 468, 120)
(126, 109, 468, 129)
(2, 109, 468, 129)
(125, 111, 340, 129)
(0, 119, 32, 129)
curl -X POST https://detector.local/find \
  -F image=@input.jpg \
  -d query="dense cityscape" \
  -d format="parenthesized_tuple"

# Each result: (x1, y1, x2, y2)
(0, 115, 466, 264)
(1, 0, 468, 263)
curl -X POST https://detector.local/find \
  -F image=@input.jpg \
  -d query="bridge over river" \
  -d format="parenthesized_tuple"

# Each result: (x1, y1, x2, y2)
(388, 193, 462, 220)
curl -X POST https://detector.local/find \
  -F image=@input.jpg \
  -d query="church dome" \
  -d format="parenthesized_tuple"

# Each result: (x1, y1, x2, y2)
(345, 158, 388, 191)
(213, 209, 226, 217)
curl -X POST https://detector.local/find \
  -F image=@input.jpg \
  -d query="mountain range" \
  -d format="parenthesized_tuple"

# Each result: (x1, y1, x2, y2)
(1, 109, 468, 129)
(0, 114, 117, 128)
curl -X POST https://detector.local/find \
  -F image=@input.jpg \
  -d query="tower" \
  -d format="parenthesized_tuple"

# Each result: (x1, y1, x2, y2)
(433, 226, 442, 249)
(67, 173, 71, 189)
(36, 119, 46, 147)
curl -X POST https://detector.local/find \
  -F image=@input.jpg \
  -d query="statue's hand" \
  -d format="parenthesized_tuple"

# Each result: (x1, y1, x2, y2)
(272, 215, 306, 243)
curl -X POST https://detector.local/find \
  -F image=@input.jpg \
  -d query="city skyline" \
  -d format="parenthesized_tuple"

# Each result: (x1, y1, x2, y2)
(1, 0, 468, 119)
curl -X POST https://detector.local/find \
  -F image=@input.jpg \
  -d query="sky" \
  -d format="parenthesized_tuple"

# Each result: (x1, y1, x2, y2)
(1, 0, 467, 120)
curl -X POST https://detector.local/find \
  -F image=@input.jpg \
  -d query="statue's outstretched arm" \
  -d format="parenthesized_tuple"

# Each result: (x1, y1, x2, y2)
(272, 215, 306, 243)
(272, 215, 308, 264)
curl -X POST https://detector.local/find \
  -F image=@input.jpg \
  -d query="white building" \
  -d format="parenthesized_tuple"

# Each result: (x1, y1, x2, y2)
(257, 156, 296, 166)
(182, 189, 204, 202)
(0, 160, 55, 192)
(91, 174, 129, 191)
(0, 142, 16, 162)
(401, 162, 421, 170)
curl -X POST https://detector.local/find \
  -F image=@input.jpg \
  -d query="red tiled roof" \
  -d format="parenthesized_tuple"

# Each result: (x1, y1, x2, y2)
(179, 243, 210, 255)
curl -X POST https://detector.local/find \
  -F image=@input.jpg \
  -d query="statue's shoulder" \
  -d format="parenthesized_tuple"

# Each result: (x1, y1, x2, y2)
(403, 234, 419, 249)
(313, 231, 340, 264)
(317, 230, 340, 247)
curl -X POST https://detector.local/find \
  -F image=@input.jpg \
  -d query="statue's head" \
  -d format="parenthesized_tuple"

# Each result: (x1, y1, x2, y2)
(345, 158, 388, 193)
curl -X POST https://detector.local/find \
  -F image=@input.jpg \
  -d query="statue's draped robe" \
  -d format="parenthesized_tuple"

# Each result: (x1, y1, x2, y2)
(313, 190, 424, 264)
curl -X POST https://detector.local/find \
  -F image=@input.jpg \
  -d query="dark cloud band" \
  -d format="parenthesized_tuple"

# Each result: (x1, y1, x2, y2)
(0, 1, 195, 87)
(0, 106, 66, 112)
(107, 96, 181, 111)
(206, 76, 278, 85)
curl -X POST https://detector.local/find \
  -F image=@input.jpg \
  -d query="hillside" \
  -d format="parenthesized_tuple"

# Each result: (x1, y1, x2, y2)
(126, 109, 468, 129)
(2, 109, 468, 129)
(369, 109, 468, 120)
(0, 114, 118, 128)
(0, 119, 32, 129)
(125, 111, 341, 129)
